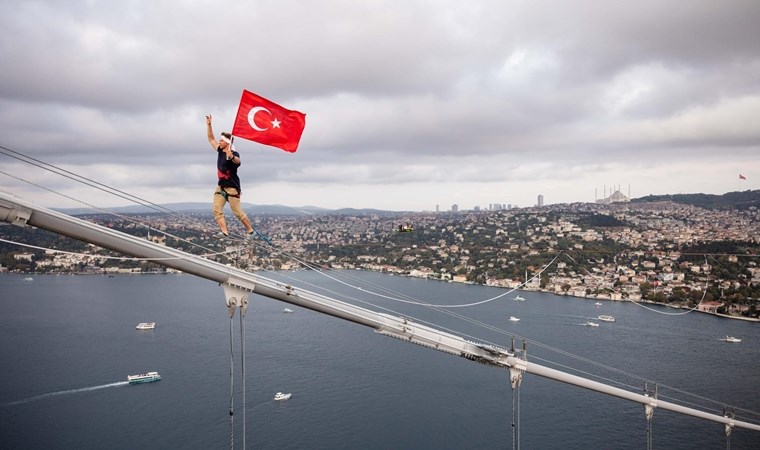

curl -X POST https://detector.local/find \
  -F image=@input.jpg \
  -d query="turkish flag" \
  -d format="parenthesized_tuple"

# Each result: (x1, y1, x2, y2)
(231, 90, 306, 152)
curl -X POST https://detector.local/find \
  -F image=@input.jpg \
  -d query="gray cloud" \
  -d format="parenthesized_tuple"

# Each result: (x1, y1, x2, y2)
(1, 0, 759, 210)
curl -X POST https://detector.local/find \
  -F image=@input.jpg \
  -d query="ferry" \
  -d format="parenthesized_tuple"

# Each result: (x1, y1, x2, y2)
(274, 392, 292, 401)
(136, 322, 155, 330)
(723, 336, 742, 343)
(128, 371, 161, 384)
(598, 315, 616, 322)
(509, 316, 520, 322)
(283, 308, 294, 313)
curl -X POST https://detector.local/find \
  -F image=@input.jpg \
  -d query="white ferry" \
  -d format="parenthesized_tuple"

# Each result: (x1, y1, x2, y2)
(136, 322, 156, 330)
(274, 392, 292, 401)
(127, 371, 161, 384)
(509, 316, 520, 322)
(723, 336, 742, 343)
(283, 308, 294, 313)
(598, 315, 616, 322)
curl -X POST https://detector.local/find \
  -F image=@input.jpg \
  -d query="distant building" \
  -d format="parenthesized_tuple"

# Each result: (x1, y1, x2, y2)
(537, 194, 544, 207)
(14, 253, 34, 262)
(452, 204, 459, 212)
(697, 301, 722, 314)
(596, 190, 630, 204)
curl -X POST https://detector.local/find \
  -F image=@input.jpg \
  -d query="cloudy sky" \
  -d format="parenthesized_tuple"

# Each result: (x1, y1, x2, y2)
(1, 0, 759, 211)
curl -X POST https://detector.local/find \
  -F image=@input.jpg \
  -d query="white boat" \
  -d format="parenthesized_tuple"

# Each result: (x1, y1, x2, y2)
(24, 277, 34, 282)
(514, 296, 526, 302)
(598, 315, 615, 322)
(724, 336, 742, 343)
(136, 322, 155, 330)
(274, 392, 292, 401)
(594, 302, 603, 306)
(585, 321, 600, 327)
(282, 308, 294, 313)
(509, 316, 520, 322)
(127, 371, 161, 384)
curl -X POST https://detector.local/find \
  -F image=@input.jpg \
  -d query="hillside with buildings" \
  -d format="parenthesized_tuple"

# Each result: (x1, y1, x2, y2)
(2, 198, 759, 319)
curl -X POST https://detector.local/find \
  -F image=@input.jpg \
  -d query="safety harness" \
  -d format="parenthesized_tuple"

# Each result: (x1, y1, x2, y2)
(216, 188, 240, 200)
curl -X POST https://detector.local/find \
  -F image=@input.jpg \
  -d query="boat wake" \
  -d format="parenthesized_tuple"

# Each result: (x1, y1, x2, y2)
(3, 381, 129, 406)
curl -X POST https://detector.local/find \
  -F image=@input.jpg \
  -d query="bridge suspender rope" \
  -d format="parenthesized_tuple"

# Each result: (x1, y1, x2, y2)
(644, 383, 657, 450)
(223, 284, 249, 449)
(724, 406, 735, 450)
(2, 192, 760, 440)
(509, 337, 526, 450)
(228, 303, 235, 449)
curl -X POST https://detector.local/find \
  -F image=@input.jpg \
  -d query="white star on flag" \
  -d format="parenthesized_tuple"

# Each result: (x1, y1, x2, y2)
(271, 118, 281, 128)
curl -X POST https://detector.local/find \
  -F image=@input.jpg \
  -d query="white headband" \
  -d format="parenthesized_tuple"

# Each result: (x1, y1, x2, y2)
(220, 135, 231, 144)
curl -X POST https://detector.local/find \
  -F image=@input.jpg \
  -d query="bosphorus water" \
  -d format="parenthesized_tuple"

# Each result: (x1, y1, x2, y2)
(1, 271, 758, 449)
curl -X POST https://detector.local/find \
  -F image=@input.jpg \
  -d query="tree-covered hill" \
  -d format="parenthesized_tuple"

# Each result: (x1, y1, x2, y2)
(633, 190, 760, 210)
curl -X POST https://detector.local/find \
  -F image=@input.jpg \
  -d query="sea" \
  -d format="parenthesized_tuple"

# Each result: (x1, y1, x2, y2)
(1, 271, 759, 450)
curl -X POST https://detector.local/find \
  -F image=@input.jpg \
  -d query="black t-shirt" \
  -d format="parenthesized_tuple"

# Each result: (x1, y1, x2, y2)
(216, 147, 241, 192)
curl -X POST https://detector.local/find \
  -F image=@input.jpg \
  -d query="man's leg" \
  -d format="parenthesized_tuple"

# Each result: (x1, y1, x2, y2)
(227, 189, 254, 234)
(212, 186, 229, 235)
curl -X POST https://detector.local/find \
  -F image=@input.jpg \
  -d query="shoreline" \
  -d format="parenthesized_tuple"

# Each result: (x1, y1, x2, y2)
(5, 269, 758, 323)
(537, 287, 760, 322)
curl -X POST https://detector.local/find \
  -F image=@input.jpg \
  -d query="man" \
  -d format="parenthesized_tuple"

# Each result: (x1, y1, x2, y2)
(206, 114, 255, 238)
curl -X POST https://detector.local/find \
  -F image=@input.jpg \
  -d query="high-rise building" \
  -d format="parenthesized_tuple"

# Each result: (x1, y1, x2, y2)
(537, 194, 544, 207)
(452, 204, 459, 212)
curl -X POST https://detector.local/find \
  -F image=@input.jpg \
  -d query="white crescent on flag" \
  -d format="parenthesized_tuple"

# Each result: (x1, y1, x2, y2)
(247, 106, 271, 132)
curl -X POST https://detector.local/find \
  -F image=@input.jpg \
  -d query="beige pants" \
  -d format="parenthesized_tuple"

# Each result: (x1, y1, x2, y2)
(213, 186, 249, 222)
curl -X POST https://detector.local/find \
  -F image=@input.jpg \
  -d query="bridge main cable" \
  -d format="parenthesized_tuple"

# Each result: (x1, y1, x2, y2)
(1, 191, 758, 434)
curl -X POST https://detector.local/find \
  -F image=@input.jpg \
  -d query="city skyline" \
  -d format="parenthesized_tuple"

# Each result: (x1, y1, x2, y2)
(1, 1, 758, 212)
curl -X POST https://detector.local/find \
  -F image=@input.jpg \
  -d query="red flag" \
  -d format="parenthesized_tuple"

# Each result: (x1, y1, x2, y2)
(231, 90, 306, 152)
(739, 174, 746, 180)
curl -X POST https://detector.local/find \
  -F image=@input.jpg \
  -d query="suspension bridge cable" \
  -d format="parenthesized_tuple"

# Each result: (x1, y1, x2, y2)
(258, 240, 560, 308)
(228, 312, 235, 450)
(564, 252, 710, 316)
(1, 145, 257, 252)
(240, 307, 247, 450)
(0, 168, 227, 256)
(0, 145, 201, 221)
(4, 145, 759, 426)
(268, 268, 760, 424)
(0, 237, 237, 261)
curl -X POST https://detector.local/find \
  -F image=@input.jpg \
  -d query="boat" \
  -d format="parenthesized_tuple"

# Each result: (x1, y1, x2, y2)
(597, 315, 615, 322)
(283, 308, 294, 313)
(509, 316, 520, 322)
(594, 302, 603, 306)
(274, 392, 292, 401)
(724, 336, 742, 343)
(127, 371, 161, 384)
(136, 322, 155, 330)
(514, 296, 526, 302)
(585, 321, 600, 327)
(23, 277, 34, 282)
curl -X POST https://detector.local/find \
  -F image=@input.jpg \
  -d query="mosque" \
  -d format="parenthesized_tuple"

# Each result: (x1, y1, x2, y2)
(596, 185, 631, 204)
